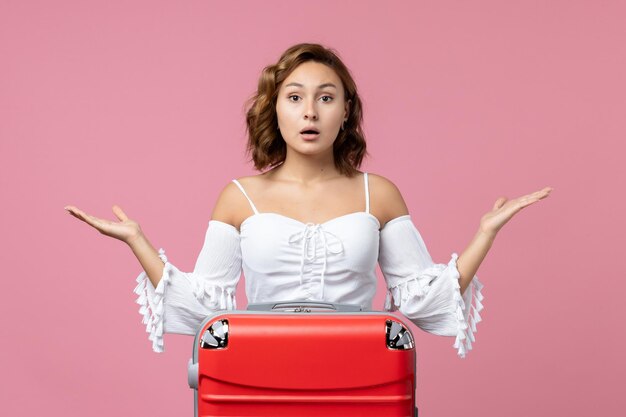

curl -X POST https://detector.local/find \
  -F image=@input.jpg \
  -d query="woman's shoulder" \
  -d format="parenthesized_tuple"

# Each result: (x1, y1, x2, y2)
(366, 172, 410, 227)
(210, 175, 260, 231)
(210, 173, 276, 230)
(235, 170, 402, 195)
(366, 172, 403, 201)
(210, 171, 409, 230)
(366, 172, 400, 194)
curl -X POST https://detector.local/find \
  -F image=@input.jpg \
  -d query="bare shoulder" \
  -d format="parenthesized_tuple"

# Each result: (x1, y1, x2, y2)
(367, 172, 409, 227)
(210, 175, 259, 231)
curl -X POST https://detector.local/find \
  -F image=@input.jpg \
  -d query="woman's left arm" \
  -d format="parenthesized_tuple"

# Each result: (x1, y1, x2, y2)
(456, 187, 553, 295)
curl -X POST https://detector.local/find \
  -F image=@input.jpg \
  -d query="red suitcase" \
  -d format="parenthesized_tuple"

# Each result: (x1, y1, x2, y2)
(187, 301, 418, 417)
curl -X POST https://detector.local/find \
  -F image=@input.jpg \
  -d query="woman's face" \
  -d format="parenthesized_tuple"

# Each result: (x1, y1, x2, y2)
(276, 61, 350, 158)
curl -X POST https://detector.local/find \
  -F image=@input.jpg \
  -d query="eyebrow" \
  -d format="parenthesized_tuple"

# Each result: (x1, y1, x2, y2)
(284, 82, 337, 89)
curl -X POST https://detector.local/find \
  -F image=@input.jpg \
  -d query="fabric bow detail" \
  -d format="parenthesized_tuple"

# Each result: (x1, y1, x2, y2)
(288, 223, 344, 298)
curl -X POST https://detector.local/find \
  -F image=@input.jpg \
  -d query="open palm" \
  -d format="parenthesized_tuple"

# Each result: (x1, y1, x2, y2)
(480, 187, 553, 236)
(64, 205, 142, 244)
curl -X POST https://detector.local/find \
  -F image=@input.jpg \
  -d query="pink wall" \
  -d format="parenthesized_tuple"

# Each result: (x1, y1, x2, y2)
(1, 1, 623, 416)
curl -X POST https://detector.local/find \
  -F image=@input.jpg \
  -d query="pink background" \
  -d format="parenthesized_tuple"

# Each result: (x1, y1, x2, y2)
(1, 1, 624, 416)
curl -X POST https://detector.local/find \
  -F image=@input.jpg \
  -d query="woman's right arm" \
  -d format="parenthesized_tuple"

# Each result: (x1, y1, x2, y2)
(65, 184, 244, 352)
(127, 232, 164, 289)
(65, 180, 244, 289)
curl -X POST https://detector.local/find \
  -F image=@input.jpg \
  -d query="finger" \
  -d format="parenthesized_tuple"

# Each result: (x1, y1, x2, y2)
(517, 194, 546, 209)
(65, 206, 77, 217)
(87, 215, 115, 233)
(514, 188, 551, 207)
(68, 207, 104, 229)
(529, 187, 552, 198)
(112, 205, 128, 222)
(493, 197, 507, 210)
(68, 210, 82, 220)
(65, 206, 85, 220)
(538, 187, 553, 198)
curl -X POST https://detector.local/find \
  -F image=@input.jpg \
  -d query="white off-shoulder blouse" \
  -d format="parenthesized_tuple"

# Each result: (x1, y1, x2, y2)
(133, 173, 485, 358)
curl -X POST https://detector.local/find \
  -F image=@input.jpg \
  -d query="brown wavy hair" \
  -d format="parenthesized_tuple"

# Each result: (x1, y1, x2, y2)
(244, 43, 367, 177)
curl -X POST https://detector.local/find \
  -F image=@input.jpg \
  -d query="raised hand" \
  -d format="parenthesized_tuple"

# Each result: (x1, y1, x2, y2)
(64, 204, 143, 245)
(479, 187, 553, 237)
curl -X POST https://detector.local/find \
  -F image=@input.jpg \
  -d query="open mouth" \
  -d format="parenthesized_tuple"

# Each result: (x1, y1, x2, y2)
(300, 127, 320, 140)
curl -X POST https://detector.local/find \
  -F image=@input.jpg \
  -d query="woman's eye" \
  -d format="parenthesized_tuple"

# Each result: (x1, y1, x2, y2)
(287, 95, 333, 103)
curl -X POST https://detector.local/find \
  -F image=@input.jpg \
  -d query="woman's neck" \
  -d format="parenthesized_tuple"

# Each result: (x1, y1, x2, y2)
(268, 150, 342, 185)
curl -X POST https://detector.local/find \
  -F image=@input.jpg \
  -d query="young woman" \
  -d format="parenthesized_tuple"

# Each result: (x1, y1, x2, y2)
(65, 43, 552, 358)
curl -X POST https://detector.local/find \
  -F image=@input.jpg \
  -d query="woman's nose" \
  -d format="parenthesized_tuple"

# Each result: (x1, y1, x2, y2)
(304, 100, 318, 120)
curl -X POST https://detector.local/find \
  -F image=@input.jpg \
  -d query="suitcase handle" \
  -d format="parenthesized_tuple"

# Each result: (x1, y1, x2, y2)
(246, 300, 364, 312)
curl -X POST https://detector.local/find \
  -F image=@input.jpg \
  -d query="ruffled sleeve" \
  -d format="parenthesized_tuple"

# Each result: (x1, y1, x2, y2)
(378, 215, 485, 359)
(132, 220, 242, 353)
